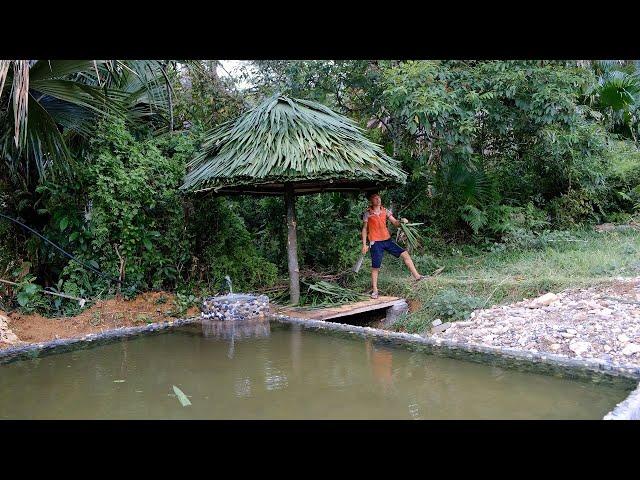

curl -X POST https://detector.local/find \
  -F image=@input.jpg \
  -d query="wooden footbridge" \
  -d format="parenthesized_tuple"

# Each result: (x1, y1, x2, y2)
(273, 296, 408, 327)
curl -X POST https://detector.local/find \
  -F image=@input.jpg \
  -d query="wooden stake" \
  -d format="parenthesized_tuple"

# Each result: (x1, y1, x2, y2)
(0, 278, 88, 307)
(284, 183, 300, 305)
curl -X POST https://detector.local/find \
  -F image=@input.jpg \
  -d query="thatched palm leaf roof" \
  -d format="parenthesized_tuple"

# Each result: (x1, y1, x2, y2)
(181, 95, 406, 194)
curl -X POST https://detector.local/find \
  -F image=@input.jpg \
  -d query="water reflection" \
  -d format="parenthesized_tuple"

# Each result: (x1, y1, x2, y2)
(201, 318, 271, 359)
(364, 338, 395, 394)
(290, 323, 302, 379)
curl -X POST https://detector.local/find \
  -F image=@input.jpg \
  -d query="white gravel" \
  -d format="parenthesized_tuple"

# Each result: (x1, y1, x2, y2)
(430, 277, 640, 368)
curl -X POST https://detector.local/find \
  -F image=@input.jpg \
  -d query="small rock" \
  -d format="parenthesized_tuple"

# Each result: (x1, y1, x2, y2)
(528, 293, 558, 308)
(604, 345, 612, 352)
(569, 341, 591, 356)
(549, 343, 561, 351)
(617, 334, 630, 343)
(432, 319, 443, 327)
(621, 343, 640, 356)
(431, 322, 452, 334)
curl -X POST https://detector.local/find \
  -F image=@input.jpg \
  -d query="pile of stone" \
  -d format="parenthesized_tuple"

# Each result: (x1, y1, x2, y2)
(428, 277, 640, 368)
(0, 314, 21, 346)
(201, 294, 269, 321)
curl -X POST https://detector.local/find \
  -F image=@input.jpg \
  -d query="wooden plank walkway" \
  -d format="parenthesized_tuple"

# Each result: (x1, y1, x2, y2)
(273, 296, 402, 321)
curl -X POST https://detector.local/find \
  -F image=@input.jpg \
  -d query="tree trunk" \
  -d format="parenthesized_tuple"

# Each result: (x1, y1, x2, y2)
(284, 184, 300, 305)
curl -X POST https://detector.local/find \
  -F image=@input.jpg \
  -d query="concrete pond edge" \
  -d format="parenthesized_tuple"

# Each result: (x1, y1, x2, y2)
(271, 314, 640, 420)
(603, 383, 640, 420)
(1, 313, 639, 420)
(0, 317, 201, 365)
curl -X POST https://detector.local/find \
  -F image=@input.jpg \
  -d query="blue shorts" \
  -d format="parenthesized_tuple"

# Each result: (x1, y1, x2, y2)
(370, 239, 405, 268)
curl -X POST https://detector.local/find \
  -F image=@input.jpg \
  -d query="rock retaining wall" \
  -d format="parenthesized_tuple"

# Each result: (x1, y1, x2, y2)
(201, 294, 269, 321)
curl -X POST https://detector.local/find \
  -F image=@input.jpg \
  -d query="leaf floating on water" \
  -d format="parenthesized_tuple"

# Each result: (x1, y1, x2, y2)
(113, 379, 125, 383)
(172, 385, 192, 407)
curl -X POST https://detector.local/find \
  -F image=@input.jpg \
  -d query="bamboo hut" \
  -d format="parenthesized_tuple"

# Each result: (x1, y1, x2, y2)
(181, 94, 406, 304)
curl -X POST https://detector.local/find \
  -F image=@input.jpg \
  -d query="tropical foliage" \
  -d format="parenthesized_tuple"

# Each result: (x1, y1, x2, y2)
(0, 60, 172, 183)
(2, 59, 640, 314)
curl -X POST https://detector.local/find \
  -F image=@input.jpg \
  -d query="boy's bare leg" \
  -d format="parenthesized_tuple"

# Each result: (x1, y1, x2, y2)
(400, 251, 421, 279)
(371, 268, 380, 293)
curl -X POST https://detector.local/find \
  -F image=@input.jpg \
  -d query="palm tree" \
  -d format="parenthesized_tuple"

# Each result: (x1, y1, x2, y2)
(0, 60, 174, 185)
(584, 60, 640, 142)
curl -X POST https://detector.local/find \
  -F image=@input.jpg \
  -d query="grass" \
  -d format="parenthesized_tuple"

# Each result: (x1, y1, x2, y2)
(346, 228, 640, 334)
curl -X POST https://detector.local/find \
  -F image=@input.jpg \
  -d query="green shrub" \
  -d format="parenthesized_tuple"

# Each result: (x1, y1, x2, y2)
(194, 197, 278, 293)
(601, 140, 640, 217)
(548, 189, 599, 228)
(425, 289, 485, 322)
(55, 119, 193, 295)
(11, 270, 48, 314)
(169, 292, 199, 317)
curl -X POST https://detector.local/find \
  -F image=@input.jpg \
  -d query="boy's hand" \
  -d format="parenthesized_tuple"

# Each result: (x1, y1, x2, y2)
(362, 245, 369, 254)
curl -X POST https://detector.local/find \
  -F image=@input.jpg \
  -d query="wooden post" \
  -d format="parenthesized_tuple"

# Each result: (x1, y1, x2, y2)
(284, 183, 300, 305)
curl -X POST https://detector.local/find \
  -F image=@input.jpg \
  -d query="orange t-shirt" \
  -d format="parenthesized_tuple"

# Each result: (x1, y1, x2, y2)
(363, 207, 392, 242)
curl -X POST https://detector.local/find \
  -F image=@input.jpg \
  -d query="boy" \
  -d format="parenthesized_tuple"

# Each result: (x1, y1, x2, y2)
(361, 192, 425, 298)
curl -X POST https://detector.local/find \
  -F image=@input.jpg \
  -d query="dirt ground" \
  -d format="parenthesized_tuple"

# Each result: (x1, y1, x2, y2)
(407, 298, 421, 313)
(0, 291, 200, 348)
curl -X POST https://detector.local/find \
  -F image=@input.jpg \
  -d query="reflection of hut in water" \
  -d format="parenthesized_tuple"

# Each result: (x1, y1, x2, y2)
(201, 318, 271, 341)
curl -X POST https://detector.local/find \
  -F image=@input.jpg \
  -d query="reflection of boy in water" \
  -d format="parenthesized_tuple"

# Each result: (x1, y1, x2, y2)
(365, 338, 394, 391)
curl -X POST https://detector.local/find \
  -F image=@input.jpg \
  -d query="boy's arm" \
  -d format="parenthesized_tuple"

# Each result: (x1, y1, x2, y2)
(388, 212, 408, 228)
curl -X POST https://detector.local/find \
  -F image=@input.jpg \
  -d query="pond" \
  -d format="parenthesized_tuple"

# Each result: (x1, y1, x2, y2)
(0, 321, 632, 419)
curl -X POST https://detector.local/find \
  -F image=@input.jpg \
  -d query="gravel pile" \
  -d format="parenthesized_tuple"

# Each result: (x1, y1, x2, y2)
(430, 277, 640, 367)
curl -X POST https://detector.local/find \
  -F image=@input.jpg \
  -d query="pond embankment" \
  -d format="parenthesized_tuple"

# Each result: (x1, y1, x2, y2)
(3, 277, 640, 377)
(0, 291, 199, 349)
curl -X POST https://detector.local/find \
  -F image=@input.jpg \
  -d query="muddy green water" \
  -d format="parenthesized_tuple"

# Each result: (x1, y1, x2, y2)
(0, 322, 631, 419)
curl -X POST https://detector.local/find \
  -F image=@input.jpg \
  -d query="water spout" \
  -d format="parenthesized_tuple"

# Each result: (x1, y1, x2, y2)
(224, 275, 233, 294)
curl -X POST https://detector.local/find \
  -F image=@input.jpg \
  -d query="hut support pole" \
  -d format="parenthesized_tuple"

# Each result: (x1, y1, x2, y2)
(284, 184, 300, 305)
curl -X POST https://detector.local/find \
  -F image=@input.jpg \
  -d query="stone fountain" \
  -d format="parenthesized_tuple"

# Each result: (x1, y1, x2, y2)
(200, 275, 270, 321)
(199, 278, 271, 358)
(200, 293, 270, 321)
